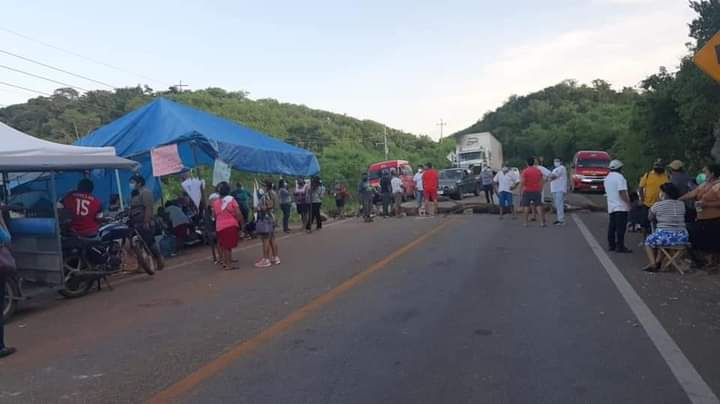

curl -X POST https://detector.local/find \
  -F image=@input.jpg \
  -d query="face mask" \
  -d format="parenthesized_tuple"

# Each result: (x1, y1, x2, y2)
(654, 168, 664, 174)
(554, 162, 561, 168)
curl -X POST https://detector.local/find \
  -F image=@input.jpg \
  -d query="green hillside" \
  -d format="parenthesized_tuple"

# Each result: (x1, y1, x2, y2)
(0, 87, 454, 187)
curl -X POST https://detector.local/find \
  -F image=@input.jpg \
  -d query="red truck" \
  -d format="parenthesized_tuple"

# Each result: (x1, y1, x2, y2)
(368, 160, 416, 198)
(571, 151, 611, 192)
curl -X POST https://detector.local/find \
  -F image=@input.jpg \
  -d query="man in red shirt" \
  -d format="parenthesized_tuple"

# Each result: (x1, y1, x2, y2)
(62, 179, 103, 237)
(520, 157, 546, 227)
(422, 162, 439, 216)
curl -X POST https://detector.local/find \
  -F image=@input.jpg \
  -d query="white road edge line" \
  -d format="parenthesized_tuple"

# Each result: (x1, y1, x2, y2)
(572, 213, 719, 404)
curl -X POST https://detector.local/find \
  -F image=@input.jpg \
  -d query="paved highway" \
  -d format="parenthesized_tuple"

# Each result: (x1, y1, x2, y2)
(1, 213, 718, 404)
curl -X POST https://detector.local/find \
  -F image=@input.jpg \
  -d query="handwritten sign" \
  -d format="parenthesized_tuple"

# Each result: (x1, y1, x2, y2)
(151, 144, 183, 177)
(212, 159, 231, 186)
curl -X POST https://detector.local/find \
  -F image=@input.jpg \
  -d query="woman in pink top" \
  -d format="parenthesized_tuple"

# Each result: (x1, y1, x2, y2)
(213, 182, 244, 270)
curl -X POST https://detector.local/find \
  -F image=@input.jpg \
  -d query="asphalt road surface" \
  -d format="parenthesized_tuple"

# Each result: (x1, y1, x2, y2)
(2, 212, 719, 404)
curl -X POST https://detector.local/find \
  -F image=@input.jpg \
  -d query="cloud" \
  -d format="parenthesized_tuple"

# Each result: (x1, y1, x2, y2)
(399, 5, 695, 138)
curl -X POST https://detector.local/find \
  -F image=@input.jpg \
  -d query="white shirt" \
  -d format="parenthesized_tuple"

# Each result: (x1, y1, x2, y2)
(414, 172, 424, 191)
(538, 165, 551, 178)
(391, 177, 403, 194)
(604, 172, 629, 213)
(181, 177, 205, 209)
(494, 171, 517, 193)
(550, 165, 568, 193)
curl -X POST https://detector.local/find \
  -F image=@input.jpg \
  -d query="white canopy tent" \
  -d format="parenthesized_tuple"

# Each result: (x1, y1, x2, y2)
(0, 121, 140, 291)
(0, 121, 138, 171)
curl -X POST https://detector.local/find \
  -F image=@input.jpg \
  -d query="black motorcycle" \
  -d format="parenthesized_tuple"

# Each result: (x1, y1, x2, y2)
(60, 213, 155, 298)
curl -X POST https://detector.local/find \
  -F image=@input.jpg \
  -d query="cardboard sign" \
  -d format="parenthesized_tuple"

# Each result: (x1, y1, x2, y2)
(151, 144, 183, 177)
(212, 159, 231, 186)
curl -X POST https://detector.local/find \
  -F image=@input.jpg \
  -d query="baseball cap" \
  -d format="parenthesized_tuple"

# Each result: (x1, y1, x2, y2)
(609, 160, 624, 170)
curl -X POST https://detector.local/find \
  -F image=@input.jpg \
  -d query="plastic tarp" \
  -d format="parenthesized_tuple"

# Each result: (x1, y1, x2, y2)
(76, 97, 320, 177)
(0, 121, 138, 171)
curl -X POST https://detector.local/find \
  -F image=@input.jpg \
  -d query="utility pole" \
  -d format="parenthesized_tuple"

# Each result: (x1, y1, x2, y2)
(383, 127, 389, 160)
(175, 80, 188, 92)
(375, 127, 389, 160)
(72, 121, 80, 141)
(437, 119, 447, 140)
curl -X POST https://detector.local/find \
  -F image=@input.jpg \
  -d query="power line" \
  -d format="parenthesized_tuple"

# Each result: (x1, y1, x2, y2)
(0, 26, 172, 88)
(0, 49, 116, 89)
(0, 64, 88, 91)
(0, 81, 51, 96)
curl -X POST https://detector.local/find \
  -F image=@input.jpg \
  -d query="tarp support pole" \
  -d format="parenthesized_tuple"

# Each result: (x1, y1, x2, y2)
(50, 172, 63, 286)
(115, 169, 125, 210)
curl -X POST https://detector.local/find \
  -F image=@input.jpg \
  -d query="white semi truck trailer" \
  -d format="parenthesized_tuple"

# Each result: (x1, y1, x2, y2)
(453, 132, 503, 171)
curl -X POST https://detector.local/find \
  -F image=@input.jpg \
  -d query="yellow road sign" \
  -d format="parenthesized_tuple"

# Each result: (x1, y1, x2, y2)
(694, 31, 720, 82)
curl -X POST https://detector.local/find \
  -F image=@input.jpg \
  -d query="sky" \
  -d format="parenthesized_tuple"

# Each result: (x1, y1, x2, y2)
(0, 0, 696, 139)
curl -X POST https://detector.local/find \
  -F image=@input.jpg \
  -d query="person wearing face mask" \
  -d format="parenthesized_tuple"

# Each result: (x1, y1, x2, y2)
(638, 160, 670, 237)
(680, 164, 720, 271)
(129, 175, 165, 270)
(494, 166, 518, 219)
(548, 158, 568, 225)
(642, 183, 688, 272)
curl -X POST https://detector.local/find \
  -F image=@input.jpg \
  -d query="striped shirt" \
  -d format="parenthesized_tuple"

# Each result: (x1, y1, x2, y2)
(650, 200, 686, 231)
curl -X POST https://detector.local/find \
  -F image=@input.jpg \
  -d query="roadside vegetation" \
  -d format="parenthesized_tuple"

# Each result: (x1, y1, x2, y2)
(2, 1, 719, 189)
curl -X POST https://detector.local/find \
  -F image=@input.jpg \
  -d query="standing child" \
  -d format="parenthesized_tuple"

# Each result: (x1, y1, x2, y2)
(212, 182, 244, 270)
(334, 183, 350, 218)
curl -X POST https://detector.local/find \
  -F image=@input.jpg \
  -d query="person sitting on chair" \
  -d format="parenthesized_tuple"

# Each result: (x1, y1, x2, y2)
(642, 183, 688, 272)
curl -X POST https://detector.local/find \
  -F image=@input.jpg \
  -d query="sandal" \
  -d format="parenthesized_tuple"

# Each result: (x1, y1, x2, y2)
(641, 263, 660, 272)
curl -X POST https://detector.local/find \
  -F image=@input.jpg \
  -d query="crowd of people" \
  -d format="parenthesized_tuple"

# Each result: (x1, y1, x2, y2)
(202, 175, 336, 270)
(357, 162, 441, 222)
(2, 154, 719, 361)
(489, 157, 568, 227)
(602, 158, 720, 273)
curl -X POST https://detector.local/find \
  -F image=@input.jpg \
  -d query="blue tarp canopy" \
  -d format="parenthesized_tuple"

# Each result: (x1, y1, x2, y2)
(76, 97, 320, 177)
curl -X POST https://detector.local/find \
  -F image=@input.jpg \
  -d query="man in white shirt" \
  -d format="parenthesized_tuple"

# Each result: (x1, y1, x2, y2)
(413, 167, 425, 214)
(494, 166, 518, 219)
(391, 170, 404, 217)
(549, 158, 568, 225)
(603, 160, 632, 253)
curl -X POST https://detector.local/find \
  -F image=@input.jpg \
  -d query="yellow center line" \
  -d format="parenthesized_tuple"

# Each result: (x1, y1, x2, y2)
(146, 220, 450, 404)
